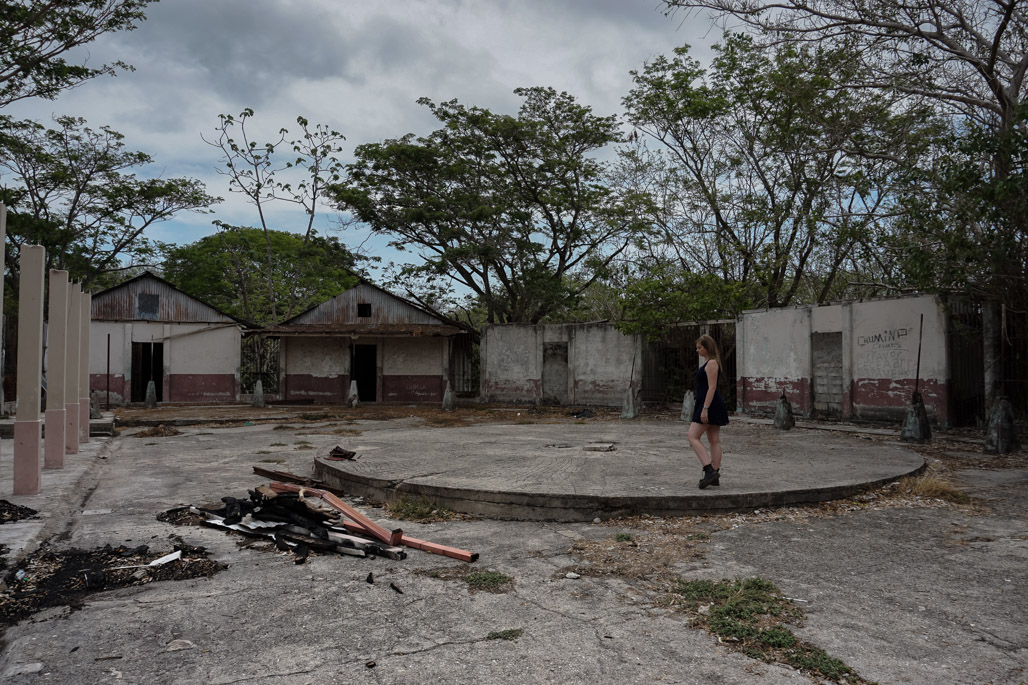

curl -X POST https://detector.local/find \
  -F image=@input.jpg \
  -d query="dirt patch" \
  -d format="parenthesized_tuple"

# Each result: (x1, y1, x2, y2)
(156, 506, 210, 527)
(0, 500, 39, 524)
(0, 542, 224, 632)
(134, 424, 183, 438)
(564, 521, 713, 586)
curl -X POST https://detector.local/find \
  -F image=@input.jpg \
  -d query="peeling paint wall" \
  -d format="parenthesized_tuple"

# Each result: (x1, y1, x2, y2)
(89, 322, 240, 403)
(737, 295, 949, 423)
(282, 337, 350, 401)
(481, 323, 640, 406)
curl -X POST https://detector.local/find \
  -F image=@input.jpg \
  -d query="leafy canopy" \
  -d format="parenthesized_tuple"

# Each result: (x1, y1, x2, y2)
(334, 86, 651, 325)
(163, 224, 359, 326)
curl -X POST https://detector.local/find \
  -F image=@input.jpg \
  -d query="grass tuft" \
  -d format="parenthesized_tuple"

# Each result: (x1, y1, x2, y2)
(615, 533, 634, 542)
(894, 473, 971, 504)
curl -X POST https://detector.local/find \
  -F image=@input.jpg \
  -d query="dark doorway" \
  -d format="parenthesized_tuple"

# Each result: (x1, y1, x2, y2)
(541, 342, 569, 404)
(352, 344, 377, 402)
(131, 342, 164, 402)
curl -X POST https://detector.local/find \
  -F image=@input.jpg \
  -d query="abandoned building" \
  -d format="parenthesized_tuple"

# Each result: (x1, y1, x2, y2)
(250, 281, 475, 404)
(89, 272, 246, 404)
(481, 294, 987, 427)
(736, 295, 968, 424)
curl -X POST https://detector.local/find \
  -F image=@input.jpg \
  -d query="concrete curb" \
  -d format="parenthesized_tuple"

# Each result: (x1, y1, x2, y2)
(314, 456, 927, 522)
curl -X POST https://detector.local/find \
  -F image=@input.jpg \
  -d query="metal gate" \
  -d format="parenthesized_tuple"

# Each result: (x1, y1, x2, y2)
(641, 321, 737, 410)
(946, 300, 985, 426)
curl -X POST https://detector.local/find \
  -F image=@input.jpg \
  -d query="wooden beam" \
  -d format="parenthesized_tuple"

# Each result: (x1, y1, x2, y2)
(251, 466, 346, 497)
(338, 519, 478, 563)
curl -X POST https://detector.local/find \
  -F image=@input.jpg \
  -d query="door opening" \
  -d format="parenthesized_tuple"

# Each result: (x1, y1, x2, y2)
(131, 342, 164, 402)
(352, 344, 377, 402)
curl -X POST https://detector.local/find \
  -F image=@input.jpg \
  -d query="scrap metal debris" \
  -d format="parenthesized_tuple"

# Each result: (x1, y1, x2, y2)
(179, 480, 478, 565)
(326, 445, 358, 460)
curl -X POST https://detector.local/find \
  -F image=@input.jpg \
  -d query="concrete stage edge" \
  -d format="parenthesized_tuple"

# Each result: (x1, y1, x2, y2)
(313, 421, 926, 521)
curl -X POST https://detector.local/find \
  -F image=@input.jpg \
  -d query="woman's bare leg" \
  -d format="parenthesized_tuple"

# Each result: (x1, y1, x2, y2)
(688, 422, 710, 466)
(707, 426, 722, 471)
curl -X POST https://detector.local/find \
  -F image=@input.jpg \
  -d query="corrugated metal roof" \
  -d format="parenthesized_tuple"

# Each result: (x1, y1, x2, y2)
(284, 283, 449, 327)
(91, 273, 240, 324)
(252, 323, 461, 337)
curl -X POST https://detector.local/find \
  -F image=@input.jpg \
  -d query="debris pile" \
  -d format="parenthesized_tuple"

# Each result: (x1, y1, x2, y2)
(135, 424, 182, 438)
(187, 480, 478, 564)
(0, 500, 38, 524)
(1, 543, 222, 631)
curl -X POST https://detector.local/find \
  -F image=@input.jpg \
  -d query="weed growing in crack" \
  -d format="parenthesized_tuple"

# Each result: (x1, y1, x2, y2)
(666, 577, 868, 684)
(486, 628, 523, 641)
(385, 495, 458, 522)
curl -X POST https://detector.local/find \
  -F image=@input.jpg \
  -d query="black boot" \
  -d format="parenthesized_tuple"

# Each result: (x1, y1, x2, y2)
(699, 465, 719, 489)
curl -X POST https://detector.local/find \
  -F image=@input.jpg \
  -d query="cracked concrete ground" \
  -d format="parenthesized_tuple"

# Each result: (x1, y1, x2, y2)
(0, 414, 1025, 684)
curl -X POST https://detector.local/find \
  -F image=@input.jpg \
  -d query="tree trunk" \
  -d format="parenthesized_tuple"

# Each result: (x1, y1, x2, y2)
(982, 300, 1002, 411)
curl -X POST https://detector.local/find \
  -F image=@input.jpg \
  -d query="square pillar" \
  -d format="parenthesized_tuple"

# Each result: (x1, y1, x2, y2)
(44, 270, 69, 469)
(65, 284, 81, 454)
(79, 291, 91, 443)
(13, 245, 46, 495)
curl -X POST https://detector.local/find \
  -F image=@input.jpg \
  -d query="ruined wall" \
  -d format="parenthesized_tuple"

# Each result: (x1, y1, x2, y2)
(481, 323, 639, 406)
(281, 337, 350, 402)
(570, 324, 639, 405)
(481, 326, 546, 403)
(737, 308, 812, 415)
(850, 296, 947, 423)
(89, 322, 240, 403)
(381, 337, 446, 402)
(737, 295, 949, 423)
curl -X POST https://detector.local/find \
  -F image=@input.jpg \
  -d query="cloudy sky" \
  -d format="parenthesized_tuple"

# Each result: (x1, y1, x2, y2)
(6, 0, 719, 277)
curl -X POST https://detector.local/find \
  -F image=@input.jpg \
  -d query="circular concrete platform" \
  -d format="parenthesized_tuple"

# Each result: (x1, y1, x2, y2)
(313, 420, 925, 521)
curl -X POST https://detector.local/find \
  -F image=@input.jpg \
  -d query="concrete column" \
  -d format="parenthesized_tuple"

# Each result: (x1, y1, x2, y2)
(44, 270, 69, 469)
(13, 245, 46, 495)
(65, 284, 81, 454)
(80, 291, 91, 442)
(0, 205, 6, 411)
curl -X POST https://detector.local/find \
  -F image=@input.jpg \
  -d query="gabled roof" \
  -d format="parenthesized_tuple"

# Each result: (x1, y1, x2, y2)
(91, 271, 252, 326)
(277, 279, 460, 329)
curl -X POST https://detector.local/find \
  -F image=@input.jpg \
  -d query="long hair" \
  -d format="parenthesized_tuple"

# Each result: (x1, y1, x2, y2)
(697, 334, 726, 393)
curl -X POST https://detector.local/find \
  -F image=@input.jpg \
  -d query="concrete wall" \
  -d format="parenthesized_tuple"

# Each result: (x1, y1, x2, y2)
(737, 307, 812, 415)
(281, 336, 351, 402)
(281, 336, 448, 403)
(89, 322, 241, 403)
(737, 295, 949, 423)
(481, 323, 640, 406)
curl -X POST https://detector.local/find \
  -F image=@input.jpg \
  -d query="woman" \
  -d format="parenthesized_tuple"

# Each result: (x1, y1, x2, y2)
(689, 334, 729, 489)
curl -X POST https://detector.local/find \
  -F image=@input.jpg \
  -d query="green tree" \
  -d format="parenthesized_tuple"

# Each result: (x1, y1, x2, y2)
(163, 225, 359, 326)
(203, 109, 346, 321)
(0, 115, 216, 290)
(0, 0, 155, 108)
(622, 36, 929, 308)
(661, 0, 1028, 406)
(333, 87, 651, 325)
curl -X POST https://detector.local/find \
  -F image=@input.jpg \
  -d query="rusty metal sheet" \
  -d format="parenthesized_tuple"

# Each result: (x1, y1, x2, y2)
(91, 273, 239, 324)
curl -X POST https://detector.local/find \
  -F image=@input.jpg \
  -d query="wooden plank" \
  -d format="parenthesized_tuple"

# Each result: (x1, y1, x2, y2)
(268, 482, 402, 546)
(251, 467, 347, 497)
(338, 519, 478, 563)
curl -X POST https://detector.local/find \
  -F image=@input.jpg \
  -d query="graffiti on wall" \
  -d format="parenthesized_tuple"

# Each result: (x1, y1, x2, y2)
(855, 326, 914, 378)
